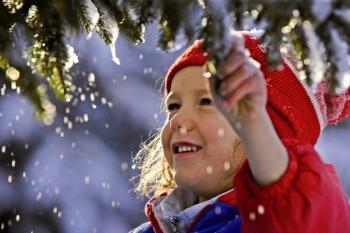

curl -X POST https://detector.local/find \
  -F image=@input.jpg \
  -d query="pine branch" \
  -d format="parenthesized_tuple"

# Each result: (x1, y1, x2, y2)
(0, 54, 55, 125)
(74, 0, 98, 33)
(23, 2, 73, 101)
(200, 0, 232, 72)
(0, 3, 18, 52)
(158, 0, 192, 50)
(1, 0, 350, 123)
(127, 0, 160, 25)
(290, 24, 312, 86)
(106, 0, 144, 43)
(91, 0, 118, 45)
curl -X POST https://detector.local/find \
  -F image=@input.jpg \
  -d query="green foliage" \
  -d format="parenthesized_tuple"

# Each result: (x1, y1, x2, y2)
(0, 55, 55, 124)
(230, 0, 350, 91)
(0, 0, 349, 124)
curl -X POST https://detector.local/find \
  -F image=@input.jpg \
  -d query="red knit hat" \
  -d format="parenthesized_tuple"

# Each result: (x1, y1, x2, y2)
(164, 34, 350, 145)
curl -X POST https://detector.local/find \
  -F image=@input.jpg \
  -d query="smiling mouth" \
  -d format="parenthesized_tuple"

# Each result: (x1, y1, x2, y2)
(173, 145, 202, 155)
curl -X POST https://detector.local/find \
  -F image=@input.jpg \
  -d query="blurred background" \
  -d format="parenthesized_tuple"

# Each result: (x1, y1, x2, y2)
(0, 23, 349, 233)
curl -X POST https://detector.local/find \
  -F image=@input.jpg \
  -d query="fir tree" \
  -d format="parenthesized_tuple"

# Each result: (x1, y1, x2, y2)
(0, 0, 349, 123)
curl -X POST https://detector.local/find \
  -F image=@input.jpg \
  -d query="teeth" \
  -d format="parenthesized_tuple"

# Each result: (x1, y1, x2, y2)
(177, 145, 199, 153)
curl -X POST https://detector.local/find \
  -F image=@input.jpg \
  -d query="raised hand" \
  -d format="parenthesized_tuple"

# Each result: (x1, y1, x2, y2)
(209, 34, 289, 186)
(210, 34, 268, 132)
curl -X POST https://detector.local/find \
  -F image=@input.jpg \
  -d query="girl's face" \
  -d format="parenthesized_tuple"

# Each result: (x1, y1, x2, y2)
(161, 66, 245, 202)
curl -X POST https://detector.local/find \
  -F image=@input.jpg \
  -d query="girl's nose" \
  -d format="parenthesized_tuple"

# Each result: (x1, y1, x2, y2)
(170, 110, 194, 133)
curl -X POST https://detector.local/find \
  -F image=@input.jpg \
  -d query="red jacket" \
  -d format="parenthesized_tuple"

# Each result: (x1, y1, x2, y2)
(234, 138, 350, 233)
(132, 138, 350, 233)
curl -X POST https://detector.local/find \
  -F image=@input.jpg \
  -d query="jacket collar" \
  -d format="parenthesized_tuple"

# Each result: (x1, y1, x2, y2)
(145, 187, 237, 233)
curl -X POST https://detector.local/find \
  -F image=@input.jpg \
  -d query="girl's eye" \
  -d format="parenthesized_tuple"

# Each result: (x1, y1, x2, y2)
(167, 103, 180, 111)
(200, 97, 212, 105)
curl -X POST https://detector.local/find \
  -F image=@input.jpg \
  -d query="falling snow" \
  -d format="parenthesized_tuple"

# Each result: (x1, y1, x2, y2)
(121, 162, 128, 171)
(180, 127, 187, 135)
(84, 176, 91, 184)
(224, 161, 230, 171)
(1, 145, 6, 153)
(218, 128, 225, 137)
(36, 192, 42, 201)
(206, 166, 213, 174)
(83, 113, 89, 122)
(6, 67, 20, 81)
(0, 8, 348, 233)
(214, 206, 222, 215)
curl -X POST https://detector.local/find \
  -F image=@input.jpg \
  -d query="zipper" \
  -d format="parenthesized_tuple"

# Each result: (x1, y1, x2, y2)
(169, 215, 180, 232)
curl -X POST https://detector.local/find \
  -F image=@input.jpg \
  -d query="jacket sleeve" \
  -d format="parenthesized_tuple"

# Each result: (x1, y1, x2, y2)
(234, 138, 350, 233)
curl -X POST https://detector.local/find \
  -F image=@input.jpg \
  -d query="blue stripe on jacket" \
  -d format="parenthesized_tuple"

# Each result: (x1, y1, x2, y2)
(130, 201, 241, 233)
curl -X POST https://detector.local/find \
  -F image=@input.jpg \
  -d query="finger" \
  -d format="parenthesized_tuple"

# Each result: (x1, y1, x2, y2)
(219, 50, 246, 78)
(228, 32, 245, 54)
(220, 63, 256, 97)
(224, 74, 258, 107)
(248, 57, 261, 69)
(229, 34, 252, 61)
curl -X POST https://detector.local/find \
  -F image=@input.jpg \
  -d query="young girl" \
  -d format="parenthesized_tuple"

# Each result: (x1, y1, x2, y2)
(130, 32, 350, 233)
